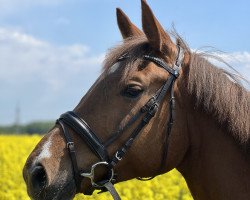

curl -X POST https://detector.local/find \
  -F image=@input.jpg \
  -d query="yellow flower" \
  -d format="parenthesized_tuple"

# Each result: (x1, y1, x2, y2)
(0, 135, 193, 200)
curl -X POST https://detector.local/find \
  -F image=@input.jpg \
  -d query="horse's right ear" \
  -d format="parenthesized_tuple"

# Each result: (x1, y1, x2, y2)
(116, 8, 143, 39)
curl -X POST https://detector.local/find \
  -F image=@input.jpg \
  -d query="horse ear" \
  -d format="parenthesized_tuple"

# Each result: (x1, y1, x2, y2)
(116, 8, 143, 39)
(141, 0, 176, 54)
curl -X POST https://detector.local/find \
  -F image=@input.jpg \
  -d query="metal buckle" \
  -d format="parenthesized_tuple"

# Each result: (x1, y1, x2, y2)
(80, 162, 114, 188)
(174, 70, 179, 77)
(67, 142, 74, 149)
(148, 103, 158, 116)
(141, 97, 156, 113)
(115, 151, 122, 161)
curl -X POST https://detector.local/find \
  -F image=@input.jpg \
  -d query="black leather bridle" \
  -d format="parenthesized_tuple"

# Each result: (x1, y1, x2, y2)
(56, 45, 184, 200)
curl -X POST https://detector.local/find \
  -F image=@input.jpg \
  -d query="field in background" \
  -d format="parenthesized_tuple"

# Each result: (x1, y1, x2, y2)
(0, 135, 192, 200)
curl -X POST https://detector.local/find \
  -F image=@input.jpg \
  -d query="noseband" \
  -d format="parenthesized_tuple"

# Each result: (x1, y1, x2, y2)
(56, 45, 184, 200)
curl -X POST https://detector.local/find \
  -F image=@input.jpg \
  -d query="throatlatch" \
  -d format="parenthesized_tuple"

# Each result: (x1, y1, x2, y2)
(56, 45, 184, 200)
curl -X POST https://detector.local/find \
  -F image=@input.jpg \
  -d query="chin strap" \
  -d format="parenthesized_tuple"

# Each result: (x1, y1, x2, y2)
(103, 182, 121, 200)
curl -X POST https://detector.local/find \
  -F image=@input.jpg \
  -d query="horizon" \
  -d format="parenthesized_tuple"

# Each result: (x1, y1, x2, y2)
(0, 0, 250, 125)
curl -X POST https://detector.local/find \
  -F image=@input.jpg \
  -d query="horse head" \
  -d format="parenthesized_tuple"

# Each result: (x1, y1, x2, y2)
(24, 0, 250, 200)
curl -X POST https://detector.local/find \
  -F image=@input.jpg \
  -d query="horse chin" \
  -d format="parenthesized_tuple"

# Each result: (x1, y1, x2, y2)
(54, 179, 95, 197)
(34, 179, 76, 200)
(82, 187, 95, 195)
(53, 180, 76, 200)
(81, 182, 95, 195)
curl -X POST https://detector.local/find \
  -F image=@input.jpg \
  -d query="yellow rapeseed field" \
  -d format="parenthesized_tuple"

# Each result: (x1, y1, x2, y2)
(0, 134, 193, 200)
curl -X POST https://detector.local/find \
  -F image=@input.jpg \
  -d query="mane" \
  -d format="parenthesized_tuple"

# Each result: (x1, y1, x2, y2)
(103, 36, 149, 71)
(188, 52, 250, 143)
(103, 35, 250, 143)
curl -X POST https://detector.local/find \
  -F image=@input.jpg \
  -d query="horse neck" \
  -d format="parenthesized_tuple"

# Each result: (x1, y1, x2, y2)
(177, 101, 250, 200)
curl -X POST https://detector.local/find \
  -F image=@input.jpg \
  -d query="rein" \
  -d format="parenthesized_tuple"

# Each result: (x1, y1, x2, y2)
(56, 45, 184, 200)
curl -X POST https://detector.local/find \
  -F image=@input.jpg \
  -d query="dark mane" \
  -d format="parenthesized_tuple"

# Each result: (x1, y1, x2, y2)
(188, 53, 250, 143)
(103, 35, 250, 143)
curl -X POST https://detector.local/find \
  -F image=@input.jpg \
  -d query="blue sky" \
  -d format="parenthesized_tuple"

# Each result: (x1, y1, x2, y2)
(0, 0, 249, 125)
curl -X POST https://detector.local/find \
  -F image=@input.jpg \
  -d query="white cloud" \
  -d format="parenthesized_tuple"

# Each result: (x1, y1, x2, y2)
(0, 27, 103, 89)
(221, 52, 250, 74)
(204, 51, 250, 87)
(0, 27, 104, 124)
(222, 52, 250, 85)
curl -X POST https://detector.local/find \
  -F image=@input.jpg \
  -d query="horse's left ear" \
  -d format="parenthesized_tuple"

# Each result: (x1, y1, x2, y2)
(141, 0, 176, 56)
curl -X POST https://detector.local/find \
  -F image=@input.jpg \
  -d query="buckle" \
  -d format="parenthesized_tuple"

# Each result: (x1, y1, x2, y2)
(148, 103, 158, 116)
(141, 97, 156, 113)
(143, 103, 158, 124)
(80, 162, 114, 188)
(67, 142, 74, 149)
(115, 151, 122, 161)
(174, 70, 179, 77)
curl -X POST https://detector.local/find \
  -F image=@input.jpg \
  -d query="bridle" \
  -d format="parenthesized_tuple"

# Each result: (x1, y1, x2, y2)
(56, 45, 184, 200)
(56, 45, 184, 199)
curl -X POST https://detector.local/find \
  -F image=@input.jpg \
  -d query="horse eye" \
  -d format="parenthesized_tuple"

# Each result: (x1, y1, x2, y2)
(122, 85, 143, 98)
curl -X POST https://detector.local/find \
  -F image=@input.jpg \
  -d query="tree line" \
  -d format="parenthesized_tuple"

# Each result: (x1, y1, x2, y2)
(0, 121, 54, 134)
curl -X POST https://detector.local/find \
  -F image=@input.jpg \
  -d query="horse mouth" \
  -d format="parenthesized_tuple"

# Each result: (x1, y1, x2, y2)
(32, 179, 76, 200)
(55, 178, 95, 198)
(83, 187, 95, 195)
(52, 179, 76, 200)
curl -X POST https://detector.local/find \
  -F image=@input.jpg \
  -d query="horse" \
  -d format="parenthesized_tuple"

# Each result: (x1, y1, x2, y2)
(23, 0, 250, 199)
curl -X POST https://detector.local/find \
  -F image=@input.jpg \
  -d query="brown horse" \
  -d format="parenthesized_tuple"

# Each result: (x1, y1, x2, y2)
(23, 0, 250, 199)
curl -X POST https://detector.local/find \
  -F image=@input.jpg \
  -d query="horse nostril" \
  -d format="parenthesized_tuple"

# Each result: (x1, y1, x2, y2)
(30, 164, 47, 193)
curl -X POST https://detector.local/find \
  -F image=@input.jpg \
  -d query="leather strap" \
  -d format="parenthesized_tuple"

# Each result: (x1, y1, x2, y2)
(56, 120, 81, 191)
(104, 109, 143, 147)
(143, 55, 179, 77)
(104, 182, 121, 200)
(59, 111, 109, 161)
